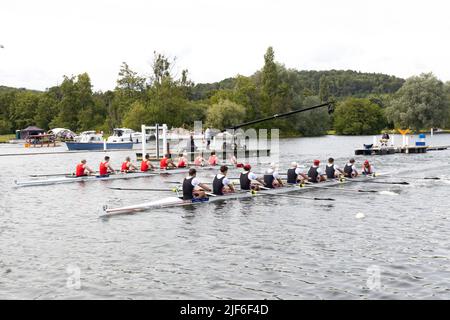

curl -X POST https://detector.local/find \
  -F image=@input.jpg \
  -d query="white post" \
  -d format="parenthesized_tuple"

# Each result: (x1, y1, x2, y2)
(103, 139, 107, 151)
(431, 128, 434, 137)
(162, 124, 168, 155)
(155, 124, 160, 159)
(373, 136, 377, 146)
(141, 124, 146, 160)
(391, 134, 395, 146)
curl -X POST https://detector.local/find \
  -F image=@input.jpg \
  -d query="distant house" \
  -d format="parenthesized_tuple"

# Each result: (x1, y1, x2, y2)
(20, 126, 45, 139)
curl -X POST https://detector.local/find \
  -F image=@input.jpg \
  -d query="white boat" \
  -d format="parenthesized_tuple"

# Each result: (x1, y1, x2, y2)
(66, 131, 133, 150)
(14, 166, 216, 187)
(107, 128, 151, 144)
(101, 175, 379, 217)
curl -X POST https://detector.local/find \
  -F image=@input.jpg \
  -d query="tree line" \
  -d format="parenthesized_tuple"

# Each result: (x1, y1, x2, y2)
(1, 48, 449, 136)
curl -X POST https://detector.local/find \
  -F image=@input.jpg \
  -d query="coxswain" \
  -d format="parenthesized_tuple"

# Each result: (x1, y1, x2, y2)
(176, 153, 188, 168)
(140, 154, 155, 172)
(240, 164, 265, 190)
(308, 160, 326, 183)
(160, 154, 176, 169)
(121, 156, 138, 173)
(263, 163, 283, 188)
(286, 162, 308, 184)
(208, 151, 219, 166)
(212, 165, 235, 195)
(194, 155, 206, 166)
(182, 168, 211, 200)
(362, 160, 375, 176)
(75, 159, 94, 177)
(99, 156, 115, 176)
(230, 155, 244, 168)
(343, 158, 358, 178)
(325, 157, 344, 179)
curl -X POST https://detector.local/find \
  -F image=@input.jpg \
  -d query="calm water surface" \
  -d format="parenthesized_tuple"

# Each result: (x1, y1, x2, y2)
(1, 135, 450, 299)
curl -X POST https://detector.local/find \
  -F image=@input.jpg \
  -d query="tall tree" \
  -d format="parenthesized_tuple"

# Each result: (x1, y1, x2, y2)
(385, 73, 449, 130)
(334, 98, 387, 135)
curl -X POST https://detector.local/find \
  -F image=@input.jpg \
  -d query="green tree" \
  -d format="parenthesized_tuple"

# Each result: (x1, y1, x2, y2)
(334, 98, 386, 135)
(294, 96, 331, 136)
(206, 99, 246, 130)
(385, 73, 449, 130)
(319, 75, 331, 102)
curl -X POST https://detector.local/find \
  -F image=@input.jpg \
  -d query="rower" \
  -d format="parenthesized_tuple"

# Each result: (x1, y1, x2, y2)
(230, 155, 244, 168)
(99, 156, 115, 177)
(160, 154, 176, 169)
(362, 160, 375, 176)
(264, 163, 283, 188)
(176, 153, 188, 168)
(308, 160, 326, 183)
(240, 164, 265, 190)
(121, 156, 138, 173)
(325, 157, 344, 179)
(286, 162, 308, 184)
(343, 158, 358, 178)
(208, 151, 218, 166)
(76, 159, 94, 177)
(194, 155, 206, 166)
(212, 165, 235, 195)
(140, 154, 155, 172)
(182, 168, 211, 200)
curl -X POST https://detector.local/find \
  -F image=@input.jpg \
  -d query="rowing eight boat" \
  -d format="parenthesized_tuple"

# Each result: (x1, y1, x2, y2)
(101, 174, 379, 217)
(14, 166, 216, 187)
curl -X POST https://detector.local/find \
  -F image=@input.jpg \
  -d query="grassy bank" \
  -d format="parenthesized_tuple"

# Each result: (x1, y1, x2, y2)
(0, 134, 15, 143)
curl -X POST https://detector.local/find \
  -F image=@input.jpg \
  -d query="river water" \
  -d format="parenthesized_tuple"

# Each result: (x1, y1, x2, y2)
(1, 134, 449, 299)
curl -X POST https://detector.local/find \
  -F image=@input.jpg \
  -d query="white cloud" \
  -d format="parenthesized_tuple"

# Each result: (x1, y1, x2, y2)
(1, 0, 450, 91)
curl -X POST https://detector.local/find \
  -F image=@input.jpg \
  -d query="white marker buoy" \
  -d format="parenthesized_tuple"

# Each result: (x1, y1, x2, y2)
(355, 212, 365, 219)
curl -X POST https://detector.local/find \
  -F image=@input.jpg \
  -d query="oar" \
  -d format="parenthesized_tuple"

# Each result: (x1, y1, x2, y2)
(362, 181, 409, 185)
(275, 194, 335, 201)
(394, 176, 442, 180)
(299, 184, 378, 193)
(29, 173, 76, 177)
(108, 187, 179, 192)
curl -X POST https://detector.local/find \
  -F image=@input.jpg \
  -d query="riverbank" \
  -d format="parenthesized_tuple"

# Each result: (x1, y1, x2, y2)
(0, 134, 15, 143)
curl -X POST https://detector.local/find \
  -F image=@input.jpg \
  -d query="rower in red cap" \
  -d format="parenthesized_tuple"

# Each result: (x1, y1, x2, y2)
(362, 160, 375, 176)
(307, 159, 326, 183)
(239, 164, 265, 191)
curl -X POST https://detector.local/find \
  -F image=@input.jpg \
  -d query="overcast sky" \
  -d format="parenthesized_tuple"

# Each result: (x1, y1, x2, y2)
(1, 0, 450, 91)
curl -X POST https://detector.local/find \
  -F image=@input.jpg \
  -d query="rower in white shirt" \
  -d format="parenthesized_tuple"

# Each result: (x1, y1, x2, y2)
(263, 163, 283, 188)
(182, 168, 211, 200)
(239, 164, 265, 190)
(286, 162, 308, 184)
(212, 165, 235, 195)
(343, 158, 358, 178)
(307, 159, 327, 183)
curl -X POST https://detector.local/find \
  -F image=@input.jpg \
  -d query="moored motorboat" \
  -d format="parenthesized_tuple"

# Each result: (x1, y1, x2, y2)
(66, 131, 134, 150)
